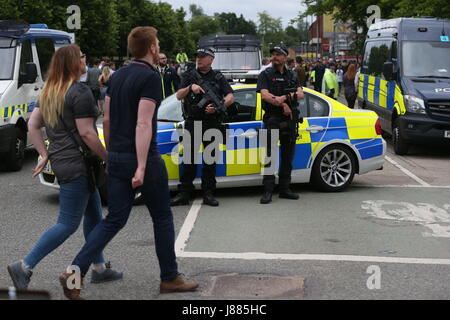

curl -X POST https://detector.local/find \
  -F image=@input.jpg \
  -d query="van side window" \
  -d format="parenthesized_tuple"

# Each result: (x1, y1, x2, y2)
(35, 38, 55, 80)
(19, 39, 33, 87)
(362, 40, 390, 77)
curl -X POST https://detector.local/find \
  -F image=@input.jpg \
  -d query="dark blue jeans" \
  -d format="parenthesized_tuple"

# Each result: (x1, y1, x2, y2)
(24, 176, 105, 269)
(71, 151, 179, 281)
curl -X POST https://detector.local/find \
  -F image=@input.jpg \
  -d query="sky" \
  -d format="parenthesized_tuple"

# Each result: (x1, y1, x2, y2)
(159, 0, 309, 28)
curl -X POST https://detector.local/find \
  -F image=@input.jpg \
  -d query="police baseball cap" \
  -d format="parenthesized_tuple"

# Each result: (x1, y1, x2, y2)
(196, 48, 215, 58)
(270, 44, 288, 56)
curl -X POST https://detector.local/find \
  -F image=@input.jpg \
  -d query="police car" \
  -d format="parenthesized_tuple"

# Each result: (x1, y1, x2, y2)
(0, 21, 72, 171)
(39, 84, 386, 202)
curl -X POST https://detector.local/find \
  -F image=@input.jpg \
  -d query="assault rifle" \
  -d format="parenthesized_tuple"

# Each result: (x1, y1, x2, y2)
(190, 69, 227, 120)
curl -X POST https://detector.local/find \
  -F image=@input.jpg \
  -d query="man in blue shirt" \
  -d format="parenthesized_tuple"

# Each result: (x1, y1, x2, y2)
(59, 26, 198, 300)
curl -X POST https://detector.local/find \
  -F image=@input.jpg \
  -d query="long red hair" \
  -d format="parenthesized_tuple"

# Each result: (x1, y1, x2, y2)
(38, 45, 81, 127)
(345, 63, 357, 81)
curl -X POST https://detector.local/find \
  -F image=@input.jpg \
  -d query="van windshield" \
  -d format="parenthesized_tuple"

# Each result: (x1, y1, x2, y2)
(0, 37, 16, 80)
(213, 49, 260, 71)
(402, 41, 450, 78)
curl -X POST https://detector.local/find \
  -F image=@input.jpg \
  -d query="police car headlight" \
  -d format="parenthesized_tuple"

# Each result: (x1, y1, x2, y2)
(404, 95, 426, 114)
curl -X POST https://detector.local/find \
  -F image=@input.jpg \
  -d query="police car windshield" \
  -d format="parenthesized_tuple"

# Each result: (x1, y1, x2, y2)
(157, 93, 183, 122)
(402, 41, 450, 78)
(213, 49, 260, 70)
(0, 38, 16, 80)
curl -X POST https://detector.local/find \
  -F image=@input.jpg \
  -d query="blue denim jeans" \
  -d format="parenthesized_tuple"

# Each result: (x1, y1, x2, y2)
(72, 151, 179, 281)
(23, 176, 105, 269)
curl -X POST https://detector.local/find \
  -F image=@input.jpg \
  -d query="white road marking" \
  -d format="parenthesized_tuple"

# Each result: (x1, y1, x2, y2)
(362, 200, 450, 238)
(353, 185, 450, 188)
(175, 199, 202, 254)
(385, 156, 431, 187)
(177, 251, 450, 265)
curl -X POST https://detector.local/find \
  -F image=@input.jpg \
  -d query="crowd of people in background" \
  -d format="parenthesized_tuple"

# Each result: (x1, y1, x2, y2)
(260, 56, 362, 109)
(79, 54, 192, 113)
(79, 52, 361, 111)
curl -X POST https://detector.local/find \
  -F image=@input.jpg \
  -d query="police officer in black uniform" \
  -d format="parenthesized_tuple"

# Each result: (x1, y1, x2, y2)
(257, 44, 305, 204)
(171, 48, 234, 207)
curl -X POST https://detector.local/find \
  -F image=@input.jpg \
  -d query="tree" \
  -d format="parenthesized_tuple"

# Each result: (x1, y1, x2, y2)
(188, 15, 221, 46)
(214, 13, 257, 35)
(257, 11, 283, 35)
(257, 11, 285, 56)
(189, 4, 204, 18)
(392, 0, 450, 18)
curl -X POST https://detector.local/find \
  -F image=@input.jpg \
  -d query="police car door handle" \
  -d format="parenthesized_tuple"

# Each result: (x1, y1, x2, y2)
(306, 125, 324, 133)
(237, 131, 258, 139)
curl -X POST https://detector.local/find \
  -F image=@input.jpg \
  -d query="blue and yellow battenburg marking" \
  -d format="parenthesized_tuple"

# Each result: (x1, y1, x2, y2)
(1, 102, 34, 119)
(358, 74, 406, 115)
(157, 113, 383, 181)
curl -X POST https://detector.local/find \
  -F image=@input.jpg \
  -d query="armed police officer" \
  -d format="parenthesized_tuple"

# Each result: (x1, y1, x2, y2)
(171, 48, 234, 207)
(257, 44, 305, 204)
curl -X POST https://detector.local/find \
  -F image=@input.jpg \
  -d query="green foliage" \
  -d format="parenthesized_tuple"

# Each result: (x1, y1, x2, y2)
(214, 13, 257, 35)
(256, 11, 310, 57)
(0, 1, 312, 60)
(302, 0, 450, 39)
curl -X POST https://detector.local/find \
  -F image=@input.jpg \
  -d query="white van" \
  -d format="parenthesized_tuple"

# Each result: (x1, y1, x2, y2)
(0, 21, 72, 171)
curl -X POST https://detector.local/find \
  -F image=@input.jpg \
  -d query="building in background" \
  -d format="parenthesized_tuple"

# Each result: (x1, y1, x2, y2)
(309, 14, 355, 59)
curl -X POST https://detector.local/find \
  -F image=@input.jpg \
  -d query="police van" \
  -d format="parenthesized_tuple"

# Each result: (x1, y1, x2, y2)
(0, 21, 72, 170)
(359, 17, 450, 155)
(199, 34, 262, 82)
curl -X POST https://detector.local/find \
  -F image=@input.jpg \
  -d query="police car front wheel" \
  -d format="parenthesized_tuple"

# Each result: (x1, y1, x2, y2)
(311, 145, 356, 192)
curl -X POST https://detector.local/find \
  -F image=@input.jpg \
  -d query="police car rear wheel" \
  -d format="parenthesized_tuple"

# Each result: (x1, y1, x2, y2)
(5, 127, 25, 171)
(312, 145, 356, 192)
(392, 119, 409, 155)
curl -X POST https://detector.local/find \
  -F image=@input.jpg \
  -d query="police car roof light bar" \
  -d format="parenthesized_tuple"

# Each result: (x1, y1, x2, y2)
(30, 24, 48, 29)
(0, 20, 30, 38)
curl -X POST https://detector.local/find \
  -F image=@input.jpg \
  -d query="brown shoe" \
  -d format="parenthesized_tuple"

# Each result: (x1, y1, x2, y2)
(59, 271, 85, 300)
(160, 275, 199, 294)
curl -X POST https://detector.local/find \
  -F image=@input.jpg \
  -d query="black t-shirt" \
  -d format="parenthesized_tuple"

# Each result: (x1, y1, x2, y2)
(180, 68, 233, 120)
(41, 82, 99, 184)
(106, 60, 162, 153)
(257, 66, 299, 118)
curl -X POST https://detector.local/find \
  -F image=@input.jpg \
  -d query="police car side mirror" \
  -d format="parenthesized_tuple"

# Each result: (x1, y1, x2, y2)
(21, 62, 38, 84)
(382, 62, 394, 81)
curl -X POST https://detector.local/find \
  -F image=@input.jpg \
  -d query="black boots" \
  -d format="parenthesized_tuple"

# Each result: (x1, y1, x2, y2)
(279, 188, 300, 200)
(170, 192, 190, 206)
(203, 192, 219, 207)
(171, 191, 219, 207)
(260, 191, 273, 204)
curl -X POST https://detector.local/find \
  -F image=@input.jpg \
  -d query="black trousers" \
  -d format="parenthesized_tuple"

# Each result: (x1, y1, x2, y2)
(178, 119, 220, 194)
(263, 117, 297, 193)
(345, 93, 357, 109)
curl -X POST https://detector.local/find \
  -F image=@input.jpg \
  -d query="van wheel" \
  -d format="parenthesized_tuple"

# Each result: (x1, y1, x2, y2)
(5, 127, 26, 171)
(311, 144, 356, 192)
(98, 184, 144, 206)
(392, 119, 409, 155)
